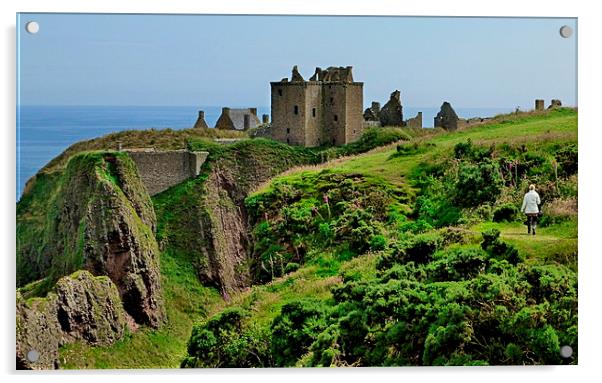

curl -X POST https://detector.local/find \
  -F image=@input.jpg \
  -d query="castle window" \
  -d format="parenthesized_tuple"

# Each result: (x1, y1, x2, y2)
(278, 89, 283, 96)
(287, 138, 290, 144)
(286, 128, 290, 134)
(330, 97, 334, 103)
(294, 105, 299, 115)
(312, 108, 316, 117)
(334, 114, 338, 122)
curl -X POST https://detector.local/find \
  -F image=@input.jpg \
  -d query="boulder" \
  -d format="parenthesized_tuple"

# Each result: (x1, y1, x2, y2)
(16, 271, 127, 370)
(548, 99, 562, 109)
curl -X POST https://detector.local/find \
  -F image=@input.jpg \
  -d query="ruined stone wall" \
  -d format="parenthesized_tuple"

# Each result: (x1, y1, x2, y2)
(405, 112, 423, 129)
(304, 83, 323, 147)
(125, 150, 209, 195)
(215, 108, 235, 130)
(344, 83, 364, 143)
(270, 82, 307, 146)
(322, 83, 348, 146)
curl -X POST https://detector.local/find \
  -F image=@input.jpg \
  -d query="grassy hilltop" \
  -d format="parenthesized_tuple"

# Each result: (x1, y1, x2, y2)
(181, 108, 577, 367)
(19, 109, 577, 368)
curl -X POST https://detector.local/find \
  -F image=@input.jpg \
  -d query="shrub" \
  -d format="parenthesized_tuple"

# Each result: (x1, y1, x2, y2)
(182, 308, 271, 368)
(284, 262, 300, 274)
(378, 232, 442, 269)
(453, 160, 504, 208)
(481, 229, 524, 264)
(492, 203, 519, 222)
(271, 300, 327, 366)
(538, 198, 577, 227)
(369, 234, 388, 251)
(555, 144, 578, 177)
(427, 247, 488, 281)
(453, 139, 493, 162)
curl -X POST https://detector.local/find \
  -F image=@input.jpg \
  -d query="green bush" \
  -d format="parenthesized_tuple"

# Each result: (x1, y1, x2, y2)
(427, 247, 488, 281)
(271, 300, 327, 366)
(481, 229, 524, 264)
(369, 234, 388, 251)
(492, 203, 519, 222)
(182, 308, 271, 368)
(453, 160, 503, 208)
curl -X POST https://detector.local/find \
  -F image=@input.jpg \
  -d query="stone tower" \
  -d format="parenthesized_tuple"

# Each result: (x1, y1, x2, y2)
(270, 66, 364, 147)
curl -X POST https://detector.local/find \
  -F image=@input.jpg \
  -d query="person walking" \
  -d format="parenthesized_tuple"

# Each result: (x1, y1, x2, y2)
(521, 184, 541, 235)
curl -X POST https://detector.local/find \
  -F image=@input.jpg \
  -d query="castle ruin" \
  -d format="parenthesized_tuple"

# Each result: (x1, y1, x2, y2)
(123, 149, 209, 195)
(269, 66, 364, 147)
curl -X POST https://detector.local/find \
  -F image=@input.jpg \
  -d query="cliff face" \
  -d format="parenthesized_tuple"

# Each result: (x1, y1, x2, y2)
(17, 152, 165, 327)
(154, 139, 319, 296)
(17, 271, 127, 370)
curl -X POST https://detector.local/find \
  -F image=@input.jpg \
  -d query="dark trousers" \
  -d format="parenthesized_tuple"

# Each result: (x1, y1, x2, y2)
(526, 213, 538, 233)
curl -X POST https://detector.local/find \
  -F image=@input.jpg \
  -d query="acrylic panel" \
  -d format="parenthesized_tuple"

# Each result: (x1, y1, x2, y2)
(16, 13, 577, 369)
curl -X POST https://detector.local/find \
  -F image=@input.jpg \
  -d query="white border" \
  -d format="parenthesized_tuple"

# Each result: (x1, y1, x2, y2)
(2, 1, 599, 383)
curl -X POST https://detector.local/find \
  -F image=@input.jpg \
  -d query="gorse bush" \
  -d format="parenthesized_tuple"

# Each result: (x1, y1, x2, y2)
(245, 171, 407, 283)
(492, 203, 519, 222)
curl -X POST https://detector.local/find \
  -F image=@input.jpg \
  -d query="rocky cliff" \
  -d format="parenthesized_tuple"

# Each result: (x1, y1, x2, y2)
(17, 152, 165, 327)
(153, 139, 320, 296)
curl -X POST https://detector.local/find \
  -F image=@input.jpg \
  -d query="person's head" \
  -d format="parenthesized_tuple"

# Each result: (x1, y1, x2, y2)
(529, 184, 536, 191)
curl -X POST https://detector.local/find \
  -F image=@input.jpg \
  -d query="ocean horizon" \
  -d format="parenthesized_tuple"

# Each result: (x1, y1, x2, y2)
(16, 104, 515, 199)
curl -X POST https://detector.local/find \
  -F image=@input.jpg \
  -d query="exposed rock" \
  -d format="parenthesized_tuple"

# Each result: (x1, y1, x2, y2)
(16, 292, 63, 370)
(55, 271, 126, 344)
(363, 102, 381, 121)
(548, 99, 562, 109)
(155, 142, 318, 296)
(17, 271, 127, 370)
(434, 101, 460, 131)
(379, 90, 404, 127)
(17, 152, 165, 328)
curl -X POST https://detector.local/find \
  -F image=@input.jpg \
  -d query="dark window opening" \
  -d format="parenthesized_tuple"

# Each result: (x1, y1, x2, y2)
(278, 89, 283, 96)
(332, 138, 336, 145)
(334, 115, 338, 122)
(287, 138, 290, 144)
(286, 128, 290, 134)
(312, 108, 316, 117)
(330, 97, 334, 103)
(294, 105, 299, 115)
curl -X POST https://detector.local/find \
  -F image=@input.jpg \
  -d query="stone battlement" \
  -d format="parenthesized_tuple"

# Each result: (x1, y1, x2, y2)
(123, 149, 209, 195)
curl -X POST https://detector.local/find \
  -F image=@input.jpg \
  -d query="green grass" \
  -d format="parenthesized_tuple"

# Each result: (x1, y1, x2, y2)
(472, 219, 577, 271)
(205, 107, 578, 339)
(55, 108, 578, 368)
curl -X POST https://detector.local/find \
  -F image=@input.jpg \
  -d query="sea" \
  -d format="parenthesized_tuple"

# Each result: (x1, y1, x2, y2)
(16, 105, 514, 199)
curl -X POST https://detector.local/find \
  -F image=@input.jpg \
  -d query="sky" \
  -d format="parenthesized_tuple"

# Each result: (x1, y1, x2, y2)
(17, 14, 577, 109)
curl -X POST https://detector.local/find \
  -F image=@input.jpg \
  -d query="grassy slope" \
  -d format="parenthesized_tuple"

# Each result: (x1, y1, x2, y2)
(59, 109, 577, 368)
(212, 108, 578, 337)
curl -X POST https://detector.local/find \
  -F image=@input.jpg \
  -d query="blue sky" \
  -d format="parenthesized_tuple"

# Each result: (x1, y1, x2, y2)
(17, 14, 577, 109)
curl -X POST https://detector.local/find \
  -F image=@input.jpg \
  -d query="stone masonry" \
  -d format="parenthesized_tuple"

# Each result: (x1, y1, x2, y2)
(434, 102, 461, 131)
(405, 112, 423, 129)
(270, 65, 364, 147)
(535, 99, 545, 111)
(124, 149, 209, 195)
(193, 110, 210, 129)
(379, 90, 404, 127)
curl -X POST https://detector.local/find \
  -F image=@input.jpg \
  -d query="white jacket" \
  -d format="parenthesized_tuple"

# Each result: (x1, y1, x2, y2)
(521, 190, 541, 214)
